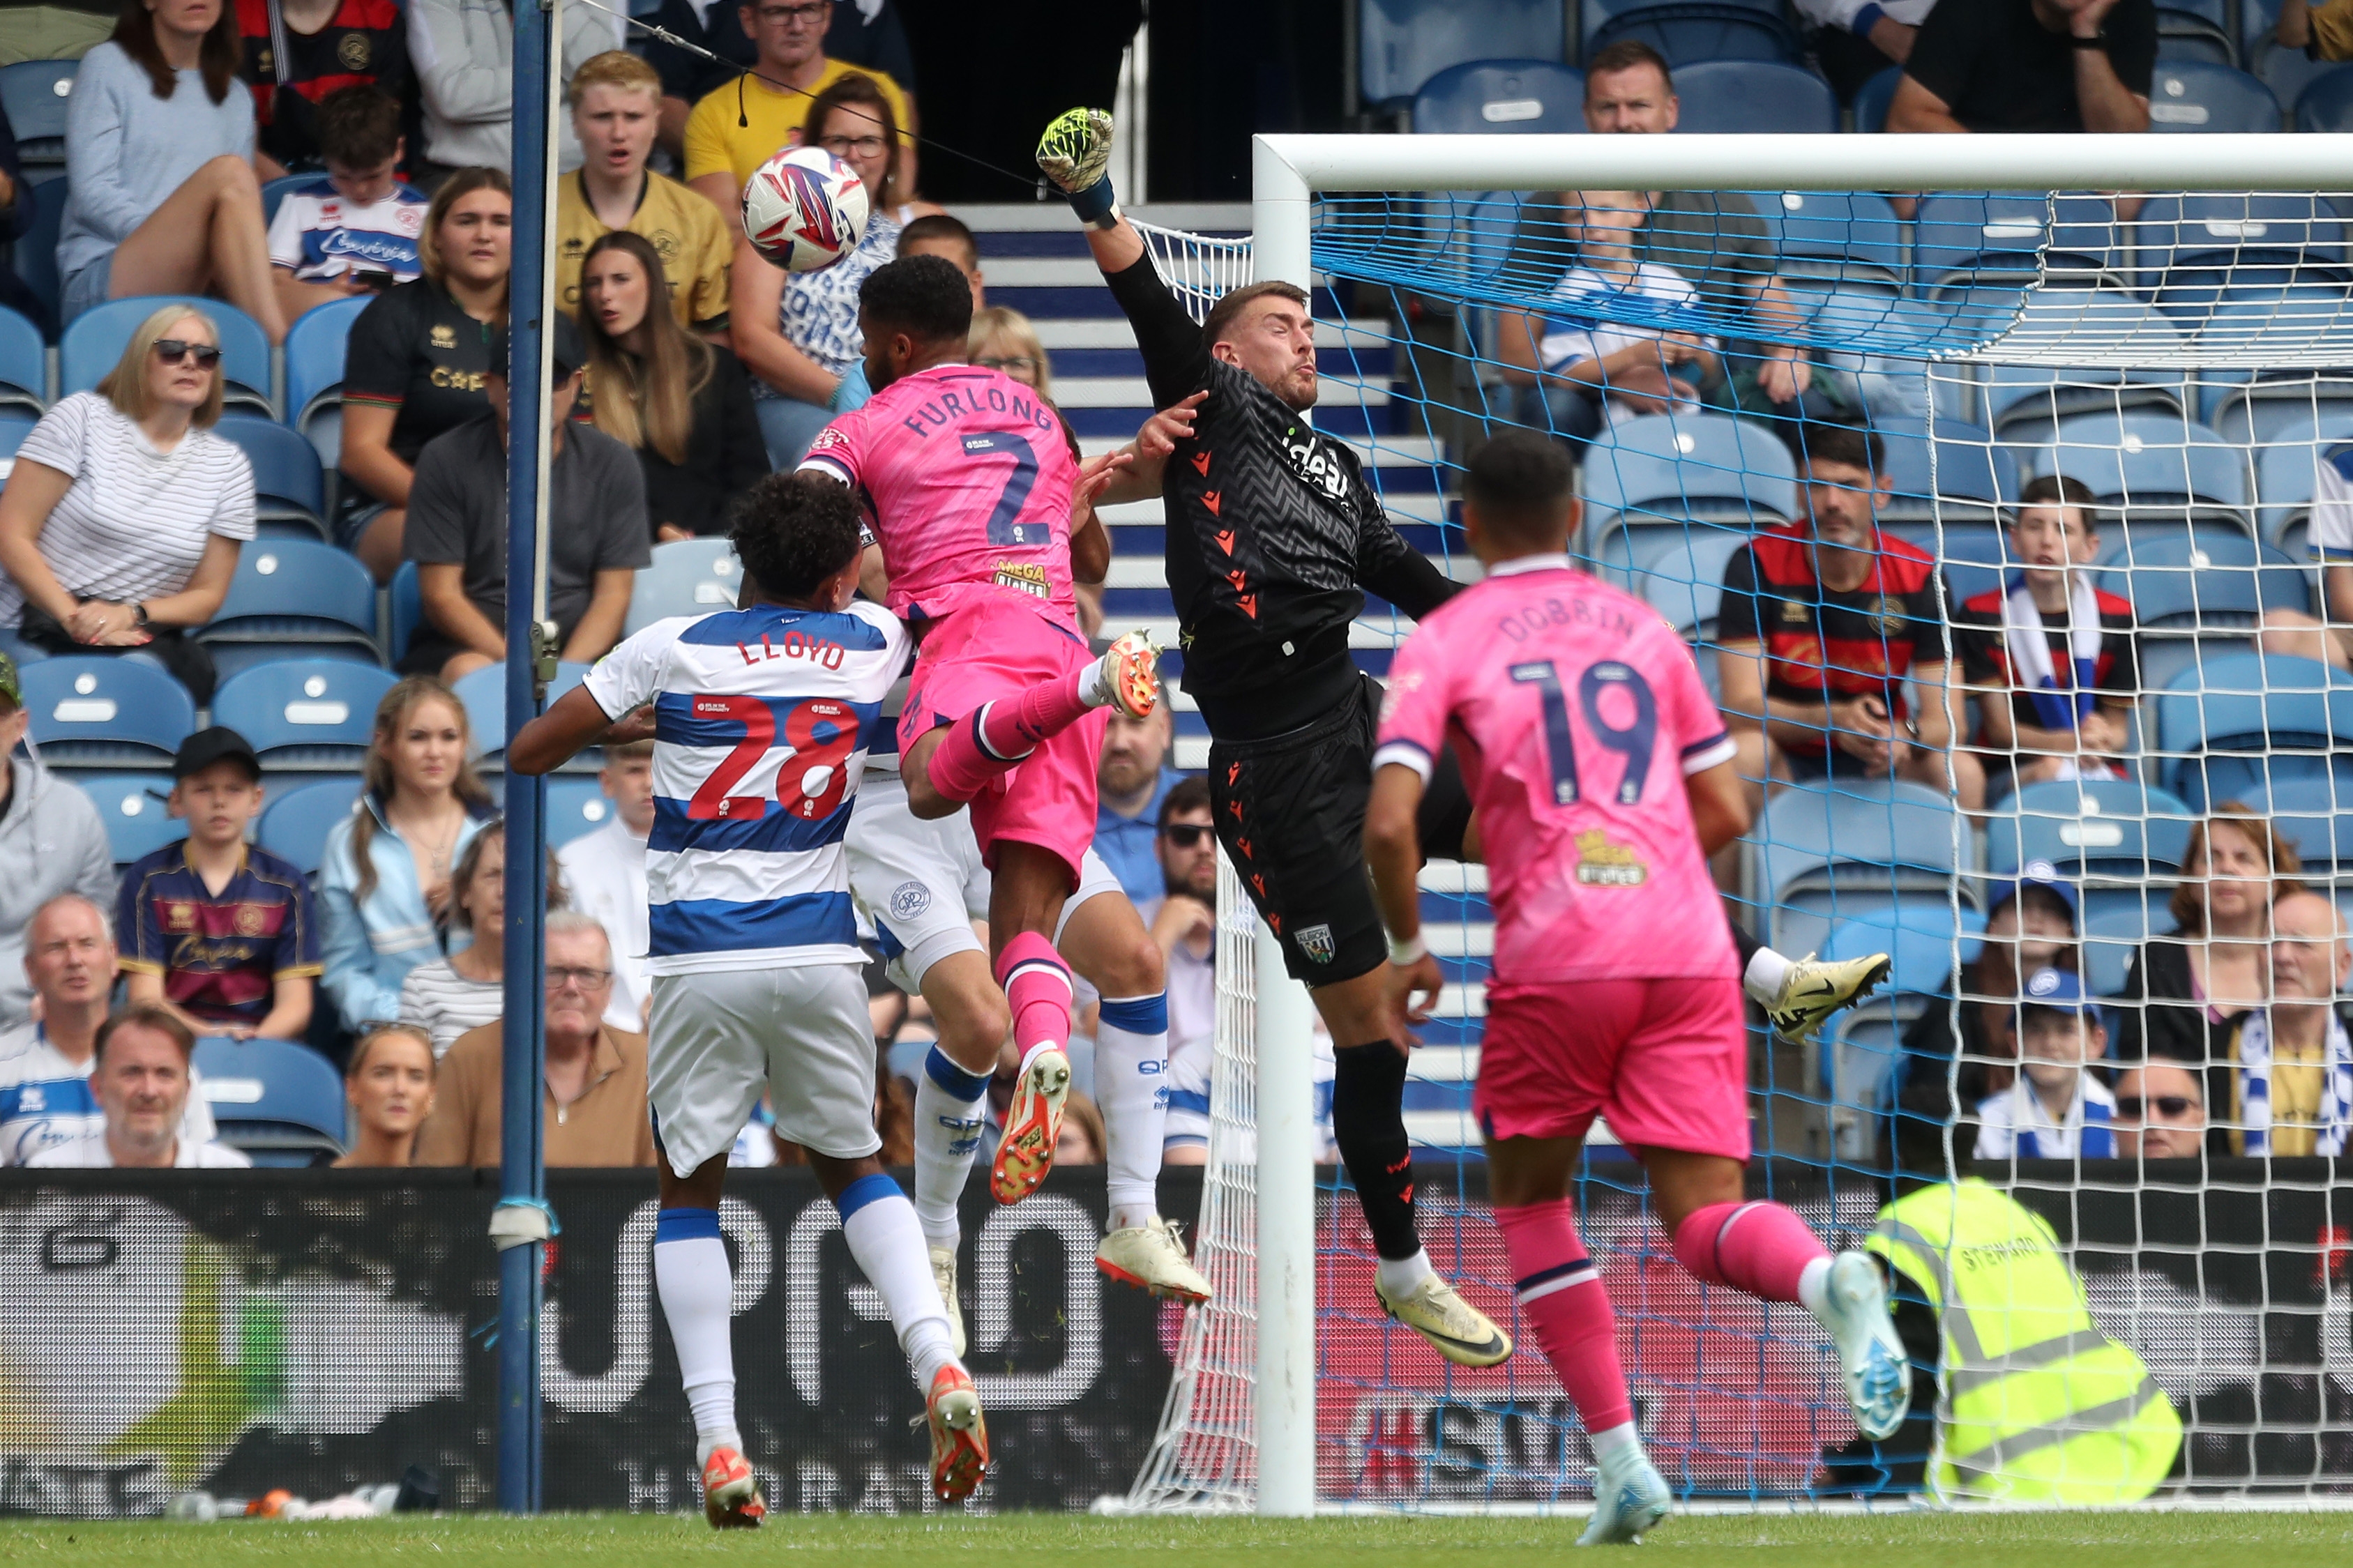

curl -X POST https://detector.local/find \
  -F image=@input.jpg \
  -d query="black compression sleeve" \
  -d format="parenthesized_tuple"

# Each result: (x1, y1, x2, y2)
(1102, 253, 1214, 411)
(1359, 531, 1465, 621)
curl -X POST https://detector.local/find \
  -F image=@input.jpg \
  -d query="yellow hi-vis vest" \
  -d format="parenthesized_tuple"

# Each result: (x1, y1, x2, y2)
(1866, 1179, 2181, 1505)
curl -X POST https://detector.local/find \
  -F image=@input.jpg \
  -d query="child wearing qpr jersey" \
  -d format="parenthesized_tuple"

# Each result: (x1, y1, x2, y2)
(507, 472, 984, 1524)
(798, 253, 1160, 1208)
(1361, 432, 1912, 1546)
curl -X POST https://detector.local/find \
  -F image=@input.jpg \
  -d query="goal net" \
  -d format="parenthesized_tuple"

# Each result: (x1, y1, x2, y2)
(1124, 134, 2353, 1512)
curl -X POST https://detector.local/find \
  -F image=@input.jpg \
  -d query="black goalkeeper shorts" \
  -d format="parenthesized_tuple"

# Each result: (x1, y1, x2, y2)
(1207, 675, 1471, 986)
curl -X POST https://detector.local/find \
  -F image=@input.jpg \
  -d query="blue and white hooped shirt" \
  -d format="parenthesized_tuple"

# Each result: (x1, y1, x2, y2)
(0, 1021, 215, 1166)
(264, 176, 428, 284)
(1973, 1073, 2117, 1159)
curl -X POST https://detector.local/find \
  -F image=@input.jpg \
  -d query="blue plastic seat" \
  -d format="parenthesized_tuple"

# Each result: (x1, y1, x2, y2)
(2094, 526, 2310, 626)
(2133, 193, 2347, 303)
(197, 537, 381, 678)
(1755, 192, 1906, 294)
(78, 772, 182, 867)
(2154, 651, 2353, 808)
(2295, 63, 2353, 129)
(61, 296, 273, 416)
(1926, 522, 2015, 607)
(2027, 413, 2252, 540)
(2247, 775, 2353, 874)
(1628, 528, 1746, 638)
(1869, 416, 2016, 526)
(2204, 367, 2353, 451)
(624, 537, 746, 637)
(1912, 195, 2128, 294)
(1361, 0, 1567, 111)
(19, 656, 196, 768)
(0, 305, 45, 413)
(259, 175, 306, 228)
(1751, 779, 1976, 957)
(1580, 412, 1799, 574)
(453, 662, 595, 768)
(1983, 779, 2196, 883)
(0, 411, 36, 462)
(1668, 60, 1838, 134)
(547, 775, 620, 848)
(256, 776, 362, 878)
(1409, 59, 1583, 133)
(191, 1035, 345, 1164)
(2148, 61, 2281, 130)
(1588, 0, 1803, 65)
(1854, 65, 1902, 132)
(2253, 418, 2353, 545)
(283, 295, 369, 478)
(213, 662, 398, 771)
(388, 560, 423, 666)
(16, 178, 69, 330)
(0, 59, 77, 174)
(1823, 904, 1985, 1010)
(214, 416, 329, 542)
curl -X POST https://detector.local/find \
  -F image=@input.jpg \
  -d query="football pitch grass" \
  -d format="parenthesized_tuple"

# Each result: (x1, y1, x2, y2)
(6, 1511, 2353, 1567)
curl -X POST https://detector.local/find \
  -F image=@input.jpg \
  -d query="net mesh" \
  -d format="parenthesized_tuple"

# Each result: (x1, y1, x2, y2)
(1128, 188, 2353, 1511)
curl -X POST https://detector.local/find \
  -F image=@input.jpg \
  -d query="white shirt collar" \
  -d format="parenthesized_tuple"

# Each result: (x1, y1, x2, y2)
(1487, 553, 1574, 578)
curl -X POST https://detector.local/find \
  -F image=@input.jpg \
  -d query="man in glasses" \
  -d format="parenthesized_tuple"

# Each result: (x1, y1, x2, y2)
(649, 0, 915, 166)
(681, 0, 913, 239)
(2112, 1059, 2207, 1160)
(2227, 888, 2353, 1157)
(415, 912, 656, 1169)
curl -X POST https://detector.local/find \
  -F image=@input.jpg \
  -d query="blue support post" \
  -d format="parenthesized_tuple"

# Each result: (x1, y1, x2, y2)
(495, 0, 557, 1518)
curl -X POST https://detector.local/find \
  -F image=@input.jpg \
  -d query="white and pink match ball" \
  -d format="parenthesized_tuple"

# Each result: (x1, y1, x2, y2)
(741, 145, 870, 273)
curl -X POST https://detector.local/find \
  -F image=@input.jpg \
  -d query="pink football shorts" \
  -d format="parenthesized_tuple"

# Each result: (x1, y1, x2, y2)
(899, 592, 1107, 884)
(1474, 975, 1750, 1160)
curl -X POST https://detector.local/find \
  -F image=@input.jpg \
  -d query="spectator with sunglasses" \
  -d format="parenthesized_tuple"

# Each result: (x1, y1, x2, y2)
(2112, 1059, 2205, 1160)
(0, 304, 252, 703)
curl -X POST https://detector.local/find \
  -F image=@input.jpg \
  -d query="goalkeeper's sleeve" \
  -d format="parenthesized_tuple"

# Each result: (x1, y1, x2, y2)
(1103, 252, 1216, 414)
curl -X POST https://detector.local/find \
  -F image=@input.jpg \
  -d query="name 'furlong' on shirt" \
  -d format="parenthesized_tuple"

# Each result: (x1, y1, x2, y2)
(1372, 556, 1737, 985)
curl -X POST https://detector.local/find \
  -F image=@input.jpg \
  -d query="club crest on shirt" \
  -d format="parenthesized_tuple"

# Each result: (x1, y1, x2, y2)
(1869, 594, 1909, 637)
(338, 31, 372, 70)
(1296, 923, 1336, 964)
(1573, 830, 1647, 887)
(889, 881, 932, 921)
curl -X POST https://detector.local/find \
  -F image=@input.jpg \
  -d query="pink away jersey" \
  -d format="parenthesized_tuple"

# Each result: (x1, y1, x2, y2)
(1373, 554, 1739, 986)
(800, 362, 1081, 632)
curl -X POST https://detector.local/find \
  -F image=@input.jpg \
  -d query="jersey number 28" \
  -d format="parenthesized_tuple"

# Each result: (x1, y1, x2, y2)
(1509, 659, 1657, 808)
(688, 696, 861, 821)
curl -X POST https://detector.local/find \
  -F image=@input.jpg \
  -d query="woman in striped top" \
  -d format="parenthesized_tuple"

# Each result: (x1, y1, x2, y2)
(399, 816, 568, 1053)
(0, 303, 254, 702)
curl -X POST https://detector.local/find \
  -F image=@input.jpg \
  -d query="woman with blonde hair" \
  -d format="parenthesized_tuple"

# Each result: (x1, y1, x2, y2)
(2114, 802, 2306, 1065)
(731, 71, 941, 465)
(0, 301, 252, 701)
(577, 230, 768, 540)
(968, 305, 1053, 404)
(319, 675, 497, 1036)
(338, 165, 514, 580)
(335, 1025, 437, 1167)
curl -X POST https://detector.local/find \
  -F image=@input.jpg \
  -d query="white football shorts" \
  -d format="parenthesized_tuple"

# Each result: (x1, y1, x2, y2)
(647, 962, 880, 1175)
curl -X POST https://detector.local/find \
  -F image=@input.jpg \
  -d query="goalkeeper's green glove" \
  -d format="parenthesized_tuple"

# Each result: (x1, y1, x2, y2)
(1037, 107, 1120, 229)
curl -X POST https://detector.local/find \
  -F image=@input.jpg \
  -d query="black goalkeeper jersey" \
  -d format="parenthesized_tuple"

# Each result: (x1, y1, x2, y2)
(1103, 257, 1460, 740)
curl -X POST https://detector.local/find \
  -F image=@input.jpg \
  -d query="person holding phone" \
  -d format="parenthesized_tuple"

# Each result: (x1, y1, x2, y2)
(267, 85, 429, 323)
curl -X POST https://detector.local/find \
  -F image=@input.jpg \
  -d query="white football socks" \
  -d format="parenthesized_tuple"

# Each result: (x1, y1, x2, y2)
(838, 1173, 960, 1391)
(1797, 1254, 1835, 1318)
(1743, 945, 1794, 1007)
(1096, 992, 1170, 1232)
(653, 1210, 739, 1464)
(1375, 1248, 1437, 1300)
(911, 1045, 990, 1251)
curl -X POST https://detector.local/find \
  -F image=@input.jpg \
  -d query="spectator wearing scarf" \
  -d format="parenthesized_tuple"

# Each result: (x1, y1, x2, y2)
(2231, 889, 2353, 1157)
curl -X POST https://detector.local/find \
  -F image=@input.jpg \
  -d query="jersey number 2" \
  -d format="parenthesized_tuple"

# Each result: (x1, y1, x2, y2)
(962, 431, 1047, 546)
(687, 696, 860, 821)
(1509, 659, 1657, 807)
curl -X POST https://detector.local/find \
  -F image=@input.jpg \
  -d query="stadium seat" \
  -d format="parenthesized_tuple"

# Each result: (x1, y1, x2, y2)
(1409, 59, 1583, 134)
(1869, 416, 2018, 527)
(19, 655, 195, 769)
(1853, 65, 1902, 132)
(0, 59, 76, 179)
(61, 296, 273, 417)
(2148, 61, 2282, 130)
(2082, 904, 2151, 995)
(1756, 192, 1907, 295)
(1628, 528, 1746, 639)
(453, 662, 594, 768)
(1815, 906, 1985, 1138)
(197, 537, 381, 678)
(1361, 0, 1567, 112)
(2204, 367, 2353, 450)
(2132, 193, 2347, 304)
(0, 409, 36, 458)
(2027, 413, 2253, 542)
(1580, 412, 1799, 575)
(625, 537, 745, 636)
(215, 416, 330, 541)
(1912, 195, 2129, 295)
(15, 177, 69, 331)
(212, 661, 397, 771)
(1983, 779, 2196, 885)
(2248, 775, 2353, 875)
(2295, 63, 2353, 129)
(77, 772, 182, 867)
(1930, 522, 2015, 606)
(1750, 779, 1975, 957)
(284, 295, 369, 478)
(260, 175, 306, 228)
(2154, 650, 2353, 808)
(256, 775, 362, 878)
(388, 560, 423, 667)
(547, 775, 618, 848)
(2155, 0, 2234, 63)
(2094, 526, 2310, 626)
(192, 1035, 345, 1164)
(1824, 904, 1983, 1012)
(1587, 0, 1803, 66)
(0, 304, 45, 413)
(2251, 416, 2353, 545)
(1667, 60, 1838, 135)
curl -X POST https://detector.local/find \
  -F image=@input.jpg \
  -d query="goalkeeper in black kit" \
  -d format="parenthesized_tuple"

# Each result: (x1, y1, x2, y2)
(1036, 108, 1889, 1366)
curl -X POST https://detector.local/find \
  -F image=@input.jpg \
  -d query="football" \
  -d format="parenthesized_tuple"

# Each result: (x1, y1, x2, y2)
(741, 145, 870, 273)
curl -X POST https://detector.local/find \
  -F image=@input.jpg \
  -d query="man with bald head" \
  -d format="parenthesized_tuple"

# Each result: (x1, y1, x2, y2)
(2230, 890, 2352, 1157)
(2112, 1060, 2207, 1160)
(0, 894, 214, 1164)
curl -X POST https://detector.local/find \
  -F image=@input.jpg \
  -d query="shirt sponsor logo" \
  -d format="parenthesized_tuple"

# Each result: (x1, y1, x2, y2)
(1296, 923, 1336, 964)
(1278, 425, 1354, 506)
(1573, 830, 1647, 888)
(993, 561, 1050, 599)
(318, 229, 416, 267)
